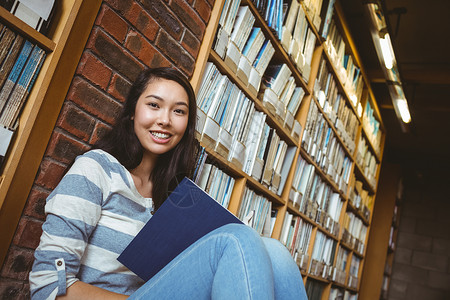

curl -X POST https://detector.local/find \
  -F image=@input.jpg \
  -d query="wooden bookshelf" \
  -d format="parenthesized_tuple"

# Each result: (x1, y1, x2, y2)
(0, 0, 102, 267)
(190, 0, 387, 299)
(358, 163, 402, 300)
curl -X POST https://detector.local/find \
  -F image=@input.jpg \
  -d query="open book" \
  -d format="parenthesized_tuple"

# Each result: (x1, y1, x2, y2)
(118, 177, 243, 281)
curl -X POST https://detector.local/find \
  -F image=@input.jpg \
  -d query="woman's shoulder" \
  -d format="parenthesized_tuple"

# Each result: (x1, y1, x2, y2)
(73, 149, 132, 184)
(71, 149, 123, 176)
(80, 149, 118, 164)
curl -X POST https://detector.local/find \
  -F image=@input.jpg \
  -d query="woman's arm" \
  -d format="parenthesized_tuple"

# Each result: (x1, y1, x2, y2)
(57, 281, 128, 300)
(30, 151, 119, 299)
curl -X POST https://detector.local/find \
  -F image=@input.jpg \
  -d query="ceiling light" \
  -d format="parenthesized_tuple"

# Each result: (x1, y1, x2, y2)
(379, 33, 395, 69)
(395, 98, 411, 123)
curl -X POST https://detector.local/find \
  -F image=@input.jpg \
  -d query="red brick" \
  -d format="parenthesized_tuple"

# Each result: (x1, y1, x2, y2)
(67, 77, 123, 125)
(35, 158, 67, 190)
(1, 247, 35, 281)
(76, 52, 113, 90)
(90, 121, 112, 145)
(45, 131, 90, 165)
(12, 218, 43, 250)
(124, 1, 141, 23)
(181, 28, 200, 58)
(23, 187, 49, 220)
(170, 0, 206, 39)
(125, 31, 155, 63)
(156, 30, 195, 76)
(140, 0, 184, 40)
(125, 2, 159, 42)
(96, 5, 129, 43)
(103, 0, 134, 15)
(56, 103, 96, 142)
(0, 278, 29, 300)
(108, 73, 131, 103)
(193, 0, 212, 23)
(87, 28, 144, 82)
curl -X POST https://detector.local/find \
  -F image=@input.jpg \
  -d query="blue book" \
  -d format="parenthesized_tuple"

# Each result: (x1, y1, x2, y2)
(0, 40, 33, 113)
(1, 44, 46, 127)
(118, 177, 244, 281)
(242, 27, 261, 57)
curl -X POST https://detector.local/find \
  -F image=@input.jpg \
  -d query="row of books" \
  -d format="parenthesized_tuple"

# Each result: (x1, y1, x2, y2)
(341, 211, 368, 255)
(323, 15, 364, 113)
(302, 100, 353, 193)
(348, 176, 373, 222)
(196, 162, 236, 209)
(355, 135, 378, 188)
(277, 0, 317, 81)
(290, 155, 343, 237)
(216, 1, 311, 134)
(314, 55, 358, 153)
(305, 279, 326, 300)
(215, 3, 275, 95)
(196, 62, 297, 195)
(251, 0, 284, 39)
(0, 22, 46, 166)
(259, 63, 306, 130)
(348, 255, 361, 289)
(279, 212, 313, 270)
(329, 287, 357, 300)
(237, 186, 275, 236)
(308, 230, 337, 279)
(334, 245, 349, 285)
(362, 99, 382, 153)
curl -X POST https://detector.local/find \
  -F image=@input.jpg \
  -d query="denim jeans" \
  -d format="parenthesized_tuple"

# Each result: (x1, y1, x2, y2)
(129, 223, 308, 299)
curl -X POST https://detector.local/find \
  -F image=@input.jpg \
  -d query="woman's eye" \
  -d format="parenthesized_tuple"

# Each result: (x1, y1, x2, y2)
(174, 109, 187, 115)
(148, 102, 159, 108)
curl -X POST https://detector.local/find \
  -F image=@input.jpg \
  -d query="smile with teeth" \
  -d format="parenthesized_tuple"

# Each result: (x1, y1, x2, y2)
(150, 131, 171, 140)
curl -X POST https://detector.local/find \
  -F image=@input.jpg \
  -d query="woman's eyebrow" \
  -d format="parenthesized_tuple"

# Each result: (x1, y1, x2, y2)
(145, 94, 188, 107)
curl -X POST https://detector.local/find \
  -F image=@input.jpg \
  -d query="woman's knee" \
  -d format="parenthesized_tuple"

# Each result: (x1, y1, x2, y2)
(262, 237, 300, 274)
(214, 223, 262, 243)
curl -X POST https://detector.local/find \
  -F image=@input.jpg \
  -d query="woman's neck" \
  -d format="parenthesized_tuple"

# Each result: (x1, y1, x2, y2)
(130, 154, 157, 198)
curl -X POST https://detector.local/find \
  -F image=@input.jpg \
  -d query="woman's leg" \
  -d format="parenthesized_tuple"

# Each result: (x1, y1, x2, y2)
(129, 223, 275, 300)
(262, 237, 308, 300)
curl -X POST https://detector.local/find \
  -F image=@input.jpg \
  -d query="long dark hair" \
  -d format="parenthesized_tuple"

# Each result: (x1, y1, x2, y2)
(95, 67, 198, 209)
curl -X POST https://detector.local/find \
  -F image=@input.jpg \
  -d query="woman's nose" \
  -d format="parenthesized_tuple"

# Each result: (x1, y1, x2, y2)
(157, 111, 170, 126)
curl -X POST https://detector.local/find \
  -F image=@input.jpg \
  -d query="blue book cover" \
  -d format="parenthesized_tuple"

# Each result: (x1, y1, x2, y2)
(0, 40, 33, 112)
(118, 177, 243, 281)
(242, 27, 261, 57)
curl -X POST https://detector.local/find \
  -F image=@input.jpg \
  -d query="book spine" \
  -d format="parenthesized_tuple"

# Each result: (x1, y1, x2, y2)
(0, 40, 33, 115)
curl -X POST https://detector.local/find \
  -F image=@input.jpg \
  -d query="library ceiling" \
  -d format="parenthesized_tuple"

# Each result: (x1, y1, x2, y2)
(341, 0, 450, 170)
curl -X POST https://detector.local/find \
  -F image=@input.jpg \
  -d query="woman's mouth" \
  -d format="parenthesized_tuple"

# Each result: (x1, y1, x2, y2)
(150, 131, 171, 142)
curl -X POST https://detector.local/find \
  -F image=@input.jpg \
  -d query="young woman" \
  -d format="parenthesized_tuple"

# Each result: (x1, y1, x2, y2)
(29, 67, 308, 299)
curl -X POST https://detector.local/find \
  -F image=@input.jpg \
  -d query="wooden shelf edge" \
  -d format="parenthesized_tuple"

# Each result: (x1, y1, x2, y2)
(0, 6, 55, 52)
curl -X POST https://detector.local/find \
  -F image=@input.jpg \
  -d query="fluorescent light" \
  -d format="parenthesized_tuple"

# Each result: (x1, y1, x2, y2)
(380, 33, 395, 69)
(395, 98, 411, 123)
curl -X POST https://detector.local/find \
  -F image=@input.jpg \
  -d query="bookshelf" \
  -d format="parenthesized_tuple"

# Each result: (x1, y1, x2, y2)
(190, 0, 386, 299)
(0, 0, 102, 267)
(358, 163, 402, 300)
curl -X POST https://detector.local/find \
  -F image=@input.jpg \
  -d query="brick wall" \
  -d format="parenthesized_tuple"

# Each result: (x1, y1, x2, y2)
(0, 0, 213, 298)
(387, 169, 450, 300)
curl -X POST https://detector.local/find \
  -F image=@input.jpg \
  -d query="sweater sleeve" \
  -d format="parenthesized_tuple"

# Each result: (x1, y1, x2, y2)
(29, 151, 111, 299)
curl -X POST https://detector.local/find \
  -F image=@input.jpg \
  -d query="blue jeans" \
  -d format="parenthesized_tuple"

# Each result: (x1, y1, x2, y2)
(129, 224, 308, 299)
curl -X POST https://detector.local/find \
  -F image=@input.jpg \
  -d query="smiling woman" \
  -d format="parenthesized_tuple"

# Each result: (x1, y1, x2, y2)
(133, 78, 189, 158)
(28, 67, 308, 300)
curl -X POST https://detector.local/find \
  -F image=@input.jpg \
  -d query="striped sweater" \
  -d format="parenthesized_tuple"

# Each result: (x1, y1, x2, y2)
(29, 149, 154, 299)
